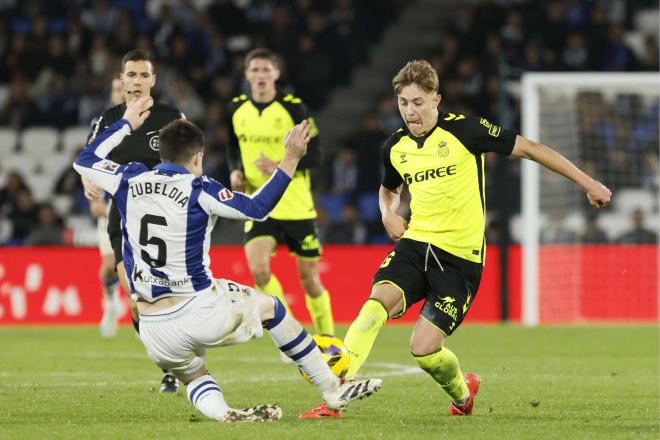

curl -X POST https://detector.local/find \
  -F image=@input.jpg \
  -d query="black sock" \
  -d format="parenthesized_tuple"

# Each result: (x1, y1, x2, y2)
(132, 317, 140, 334)
(102, 275, 119, 298)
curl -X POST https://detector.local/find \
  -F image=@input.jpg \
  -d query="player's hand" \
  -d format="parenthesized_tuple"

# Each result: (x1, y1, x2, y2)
(382, 212, 408, 241)
(89, 197, 108, 218)
(230, 169, 246, 192)
(254, 152, 279, 175)
(82, 176, 102, 200)
(122, 96, 153, 131)
(586, 180, 612, 208)
(283, 120, 310, 160)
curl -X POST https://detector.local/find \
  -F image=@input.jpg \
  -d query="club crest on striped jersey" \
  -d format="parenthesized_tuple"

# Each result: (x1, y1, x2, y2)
(92, 159, 120, 174)
(219, 188, 234, 201)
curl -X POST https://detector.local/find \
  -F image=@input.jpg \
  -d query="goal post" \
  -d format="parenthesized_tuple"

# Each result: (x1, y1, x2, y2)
(520, 72, 660, 326)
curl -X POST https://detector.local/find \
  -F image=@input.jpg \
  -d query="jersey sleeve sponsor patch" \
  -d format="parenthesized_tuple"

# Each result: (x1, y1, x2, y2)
(92, 159, 120, 174)
(218, 188, 234, 201)
(479, 118, 502, 137)
(201, 176, 231, 202)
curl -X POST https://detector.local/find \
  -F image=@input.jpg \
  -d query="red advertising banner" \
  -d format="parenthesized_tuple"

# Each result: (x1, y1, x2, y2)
(0, 245, 656, 325)
(537, 245, 659, 322)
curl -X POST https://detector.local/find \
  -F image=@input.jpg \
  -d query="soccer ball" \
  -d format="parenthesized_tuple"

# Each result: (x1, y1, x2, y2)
(299, 334, 350, 382)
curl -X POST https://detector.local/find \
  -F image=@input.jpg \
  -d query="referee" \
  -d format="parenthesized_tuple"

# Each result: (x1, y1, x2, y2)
(83, 50, 183, 393)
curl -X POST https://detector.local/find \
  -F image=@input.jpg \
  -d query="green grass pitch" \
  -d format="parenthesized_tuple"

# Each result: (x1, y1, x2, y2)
(0, 325, 658, 439)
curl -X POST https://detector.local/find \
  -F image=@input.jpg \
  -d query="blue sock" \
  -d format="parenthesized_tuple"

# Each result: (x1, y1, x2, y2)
(265, 298, 338, 393)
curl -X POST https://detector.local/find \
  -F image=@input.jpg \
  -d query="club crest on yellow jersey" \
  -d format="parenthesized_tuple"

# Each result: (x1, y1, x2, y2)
(437, 141, 449, 157)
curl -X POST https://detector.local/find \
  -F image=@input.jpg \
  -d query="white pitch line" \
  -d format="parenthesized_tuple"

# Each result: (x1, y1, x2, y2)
(363, 362, 423, 378)
(0, 361, 422, 388)
(77, 351, 288, 363)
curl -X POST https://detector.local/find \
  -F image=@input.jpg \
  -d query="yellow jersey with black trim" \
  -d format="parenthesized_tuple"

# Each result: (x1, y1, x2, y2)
(382, 112, 517, 264)
(226, 93, 321, 220)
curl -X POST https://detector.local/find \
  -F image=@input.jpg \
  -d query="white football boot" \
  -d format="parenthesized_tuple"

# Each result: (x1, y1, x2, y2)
(324, 378, 382, 410)
(222, 404, 283, 422)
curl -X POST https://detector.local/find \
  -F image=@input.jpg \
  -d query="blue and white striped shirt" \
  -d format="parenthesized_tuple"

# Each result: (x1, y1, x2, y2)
(73, 119, 292, 302)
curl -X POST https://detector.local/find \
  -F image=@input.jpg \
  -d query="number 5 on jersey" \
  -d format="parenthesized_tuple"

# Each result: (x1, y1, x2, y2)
(140, 214, 168, 268)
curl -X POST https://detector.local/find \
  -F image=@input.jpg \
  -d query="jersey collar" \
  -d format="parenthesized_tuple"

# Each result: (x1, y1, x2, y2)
(249, 91, 282, 114)
(154, 163, 190, 175)
(404, 120, 440, 148)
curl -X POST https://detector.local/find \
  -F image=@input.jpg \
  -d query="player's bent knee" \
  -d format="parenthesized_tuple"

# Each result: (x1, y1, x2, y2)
(177, 366, 209, 386)
(254, 290, 278, 321)
(262, 296, 287, 329)
(370, 284, 404, 316)
(99, 254, 115, 278)
(410, 330, 446, 356)
(252, 270, 271, 287)
(410, 339, 444, 357)
(300, 277, 323, 297)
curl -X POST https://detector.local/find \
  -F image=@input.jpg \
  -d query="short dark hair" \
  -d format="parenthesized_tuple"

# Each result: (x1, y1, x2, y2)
(121, 50, 155, 71)
(244, 48, 280, 69)
(159, 120, 205, 164)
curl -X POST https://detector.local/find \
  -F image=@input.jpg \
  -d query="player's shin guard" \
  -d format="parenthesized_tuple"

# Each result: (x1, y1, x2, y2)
(265, 298, 338, 394)
(257, 274, 292, 315)
(414, 347, 469, 405)
(344, 299, 388, 378)
(305, 289, 335, 335)
(186, 374, 229, 420)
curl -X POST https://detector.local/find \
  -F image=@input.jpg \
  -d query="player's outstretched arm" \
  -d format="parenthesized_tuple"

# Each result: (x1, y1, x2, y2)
(199, 121, 310, 221)
(510, 135, 612, 208)
(380, 185, 407, 241)
(277, 120, 309, 176)
(73, 121, 131, 195)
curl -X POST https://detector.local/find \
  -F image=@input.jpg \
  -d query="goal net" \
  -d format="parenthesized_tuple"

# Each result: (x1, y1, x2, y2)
(520, 73, 659, 325)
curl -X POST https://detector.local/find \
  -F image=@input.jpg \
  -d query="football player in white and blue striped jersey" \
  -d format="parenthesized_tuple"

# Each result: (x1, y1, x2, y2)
(72, 96, 382, 422)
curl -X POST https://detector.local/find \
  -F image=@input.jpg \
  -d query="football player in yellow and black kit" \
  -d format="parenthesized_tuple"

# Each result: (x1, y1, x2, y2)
(226, 48, 334, 336)
(301, 60, 612, 418)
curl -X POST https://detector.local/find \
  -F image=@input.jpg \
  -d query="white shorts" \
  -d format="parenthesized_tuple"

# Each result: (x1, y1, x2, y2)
(97, 216, 113, 256)
(138, 279, 264, 375)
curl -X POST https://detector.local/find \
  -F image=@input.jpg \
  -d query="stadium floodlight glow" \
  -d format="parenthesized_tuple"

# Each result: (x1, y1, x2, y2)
(521, 72, 660, 326)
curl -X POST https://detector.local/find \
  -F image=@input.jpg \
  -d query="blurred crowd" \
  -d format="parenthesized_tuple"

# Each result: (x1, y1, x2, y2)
(324, 0, 659, 244)
(0, 0, 399, 130)
(0, 0, 658, 246)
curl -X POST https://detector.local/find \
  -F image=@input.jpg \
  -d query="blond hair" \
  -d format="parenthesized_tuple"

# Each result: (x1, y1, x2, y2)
(392, 60, 439, 95)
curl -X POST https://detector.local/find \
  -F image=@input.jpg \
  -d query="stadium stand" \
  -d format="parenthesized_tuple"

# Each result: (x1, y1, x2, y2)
(0, 0, 657, 246)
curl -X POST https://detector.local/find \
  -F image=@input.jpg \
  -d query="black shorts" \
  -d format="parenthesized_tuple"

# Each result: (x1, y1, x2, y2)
(107, 202, 123, 265)
(244, 218, 321, 259)
(373, 238, 483, 336)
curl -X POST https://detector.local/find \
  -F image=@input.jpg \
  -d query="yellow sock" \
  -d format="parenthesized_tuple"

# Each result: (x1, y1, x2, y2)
(305, 290, 334, 335)
(414, 347, 469, 404)
(344, 299, 388, 378)
(257, 274, 292, 316)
